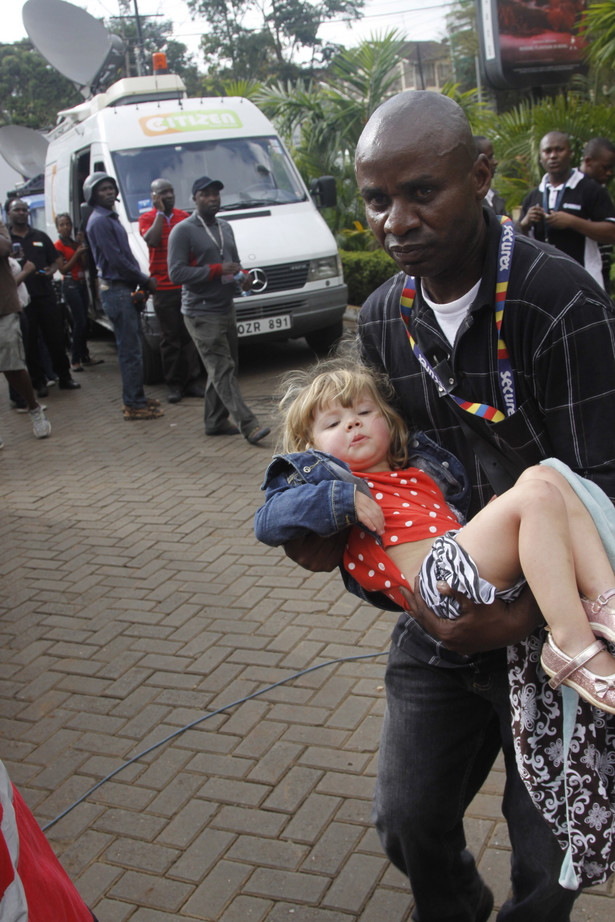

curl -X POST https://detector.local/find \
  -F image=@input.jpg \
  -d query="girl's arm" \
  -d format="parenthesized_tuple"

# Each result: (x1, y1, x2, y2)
(255, 478, 359, 546)
(56, 244, 86, 276)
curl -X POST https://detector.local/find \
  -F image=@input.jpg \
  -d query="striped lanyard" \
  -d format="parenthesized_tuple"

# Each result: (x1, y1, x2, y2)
(542, 182, 566, 215)
(399, 216, 516, 423)
(196, 213, 224, 258)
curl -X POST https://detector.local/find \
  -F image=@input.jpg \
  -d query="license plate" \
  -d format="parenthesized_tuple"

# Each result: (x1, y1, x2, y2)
(237, 314, 291, 337)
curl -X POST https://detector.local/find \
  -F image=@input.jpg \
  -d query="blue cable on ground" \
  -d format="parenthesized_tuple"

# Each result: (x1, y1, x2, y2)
(42, 649, 388, 832)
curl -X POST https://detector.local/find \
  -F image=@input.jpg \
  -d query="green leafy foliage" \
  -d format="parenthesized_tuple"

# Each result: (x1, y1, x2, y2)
(581, 1, 615, 71)
(490, 95, 615, 207)
(257, 31, 408, 236)
(0, 40, 81, 129)
(341, 249, 399, 306)
(187, 0, 364, 79)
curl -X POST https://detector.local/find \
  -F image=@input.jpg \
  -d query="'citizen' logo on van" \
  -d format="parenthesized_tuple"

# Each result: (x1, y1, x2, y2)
(140, 110, 243, 136)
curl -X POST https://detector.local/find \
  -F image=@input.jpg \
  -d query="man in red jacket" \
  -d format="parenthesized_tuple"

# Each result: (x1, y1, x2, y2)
(139, 178, 203, 404)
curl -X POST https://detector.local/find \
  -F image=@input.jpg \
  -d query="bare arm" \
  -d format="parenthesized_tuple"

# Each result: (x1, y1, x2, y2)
(401, 578, 543, 656)
(545, 211, 615, 244)
(56, 244, 87, 276)
(142, 211, 165, 247)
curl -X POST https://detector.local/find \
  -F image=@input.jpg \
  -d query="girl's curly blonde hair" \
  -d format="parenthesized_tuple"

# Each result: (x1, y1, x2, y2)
(279, 358, 409, 469)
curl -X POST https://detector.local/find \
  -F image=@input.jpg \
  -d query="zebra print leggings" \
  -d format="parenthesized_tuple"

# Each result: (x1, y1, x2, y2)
(418, 529, 526, 620)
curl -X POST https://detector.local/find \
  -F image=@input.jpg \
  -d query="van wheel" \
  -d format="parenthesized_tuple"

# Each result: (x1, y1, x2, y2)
(305, 320, 343, 356)
(141, 330, 164, 385)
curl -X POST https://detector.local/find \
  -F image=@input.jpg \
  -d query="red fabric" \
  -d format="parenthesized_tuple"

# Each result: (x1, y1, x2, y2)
(54, 239, 85, 281)
(138, 207, 189, 289)
(1, 784, 93, 921)
(344, 467, 460, 607)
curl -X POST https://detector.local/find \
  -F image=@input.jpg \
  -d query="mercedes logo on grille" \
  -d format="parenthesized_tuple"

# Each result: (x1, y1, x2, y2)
(248, 268, 268, 293)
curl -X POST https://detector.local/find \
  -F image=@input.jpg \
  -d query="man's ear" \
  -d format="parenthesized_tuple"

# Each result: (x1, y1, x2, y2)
(473, 153, 492, 201)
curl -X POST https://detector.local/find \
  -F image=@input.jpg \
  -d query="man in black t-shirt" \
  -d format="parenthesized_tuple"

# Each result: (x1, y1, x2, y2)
(519, 131, 615, 289)
(580, 136, 615, 293)
(8, 199, 80, 396)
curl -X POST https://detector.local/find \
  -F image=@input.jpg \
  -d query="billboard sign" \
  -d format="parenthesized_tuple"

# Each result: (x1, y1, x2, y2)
(477, 0, 588, 89)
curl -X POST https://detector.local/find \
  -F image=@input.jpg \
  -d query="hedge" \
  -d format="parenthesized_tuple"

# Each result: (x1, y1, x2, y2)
(340, 249, 399, 307)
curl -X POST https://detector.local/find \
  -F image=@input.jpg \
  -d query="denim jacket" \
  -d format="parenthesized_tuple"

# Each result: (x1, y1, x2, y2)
(255, 431, 470, 614)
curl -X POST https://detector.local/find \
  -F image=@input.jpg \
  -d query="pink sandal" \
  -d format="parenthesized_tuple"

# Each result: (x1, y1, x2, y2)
(540, 633, 615, 714)
(581, 588, 615, 642)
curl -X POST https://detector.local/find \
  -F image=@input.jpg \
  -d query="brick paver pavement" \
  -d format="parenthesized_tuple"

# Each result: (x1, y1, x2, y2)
(1, 330, 614, 920)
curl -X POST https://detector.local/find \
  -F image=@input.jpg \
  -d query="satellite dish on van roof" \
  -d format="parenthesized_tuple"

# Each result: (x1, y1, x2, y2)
(0, 126, 48, 179)
(22, 0, 125, 96)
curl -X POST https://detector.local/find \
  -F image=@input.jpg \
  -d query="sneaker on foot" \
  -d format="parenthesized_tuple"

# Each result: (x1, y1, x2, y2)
(29, 406, 51, 439)
(123, 404, 164, 420)
(246, 425, 271, 444)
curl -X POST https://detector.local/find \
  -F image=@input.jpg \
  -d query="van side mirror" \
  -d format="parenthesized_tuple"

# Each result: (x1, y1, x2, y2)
(310, 176, 337, 209)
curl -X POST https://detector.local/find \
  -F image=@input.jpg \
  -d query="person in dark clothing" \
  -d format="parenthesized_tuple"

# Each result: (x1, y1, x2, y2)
(580, 136, 615, 293)
(84, 172, 162, 421)
(167, 175, 269, 443)
(139, 178, 202, 404)
(8, 199, 80, 396)
(519, 130, 615, 289)
(285, 92, 615, 920)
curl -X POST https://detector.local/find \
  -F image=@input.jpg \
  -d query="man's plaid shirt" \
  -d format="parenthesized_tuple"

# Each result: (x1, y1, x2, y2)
(359, 207, 615, 522)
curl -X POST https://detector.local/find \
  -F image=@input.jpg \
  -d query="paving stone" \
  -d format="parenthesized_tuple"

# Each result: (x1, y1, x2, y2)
(218, 895, 273, 922)
(245, 867, 330, 904)
(105, 837, 181, 874)
(227, 834, 309, 870)
(323, 853, 387, 913)
(109, 869, 194, 911)
(211, 806, 288, 839)
(182, 860, 253, 918)
(170, 828, 236, 882)
(302, 823, 363, 875)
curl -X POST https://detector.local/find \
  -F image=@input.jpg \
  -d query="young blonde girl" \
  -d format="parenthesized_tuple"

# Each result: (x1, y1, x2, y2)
(255, 361, 615, 714)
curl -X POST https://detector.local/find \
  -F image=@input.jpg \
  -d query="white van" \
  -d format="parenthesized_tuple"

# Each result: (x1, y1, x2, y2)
(44, 72, 347, 379)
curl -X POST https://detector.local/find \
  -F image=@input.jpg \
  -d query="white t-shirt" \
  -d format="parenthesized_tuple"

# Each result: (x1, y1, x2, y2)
(8, 257, 29, 308)
(420, 278, 480, 347)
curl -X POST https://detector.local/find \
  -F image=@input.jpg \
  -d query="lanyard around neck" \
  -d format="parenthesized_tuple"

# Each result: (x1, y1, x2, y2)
(399, 216, 516, 423)
(196, 213, 224, 258)
(542, 182, 566, 214)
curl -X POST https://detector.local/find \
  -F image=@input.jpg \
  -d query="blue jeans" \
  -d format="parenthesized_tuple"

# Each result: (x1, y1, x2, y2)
(62, 279, 90, 365)
(184, 309, 258, 435)
(374, 641, 579, 922)
(100, 285, 146, 408)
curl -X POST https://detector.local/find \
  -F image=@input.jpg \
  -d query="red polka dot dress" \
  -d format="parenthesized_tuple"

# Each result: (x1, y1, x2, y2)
(343, 467, 461, 607)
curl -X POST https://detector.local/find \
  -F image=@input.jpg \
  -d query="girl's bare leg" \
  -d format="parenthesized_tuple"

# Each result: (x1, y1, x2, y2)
(455, 466, 615, 676)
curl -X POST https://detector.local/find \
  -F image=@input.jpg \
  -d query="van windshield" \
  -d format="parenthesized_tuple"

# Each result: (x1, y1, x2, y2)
(111, 136, 307, 221)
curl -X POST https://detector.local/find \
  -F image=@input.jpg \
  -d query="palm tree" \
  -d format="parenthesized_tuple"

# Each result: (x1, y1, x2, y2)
(256, 30, 407, 236)
(581, 1, 615, 72)
(489, 94, 615, 208)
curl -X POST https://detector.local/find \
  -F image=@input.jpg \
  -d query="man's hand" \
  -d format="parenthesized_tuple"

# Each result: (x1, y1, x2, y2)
(519, 204, 545, 230)
(355, 492, 385, 535)
(145, 276, 158, 293)
(400, 577, 543, 656)
(221, 261, 241, 275)
(545, 211, 573, 230)
(152, 191, 165, 212)
(284, 530, 349, 572)
(240, 272, 253, 292)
